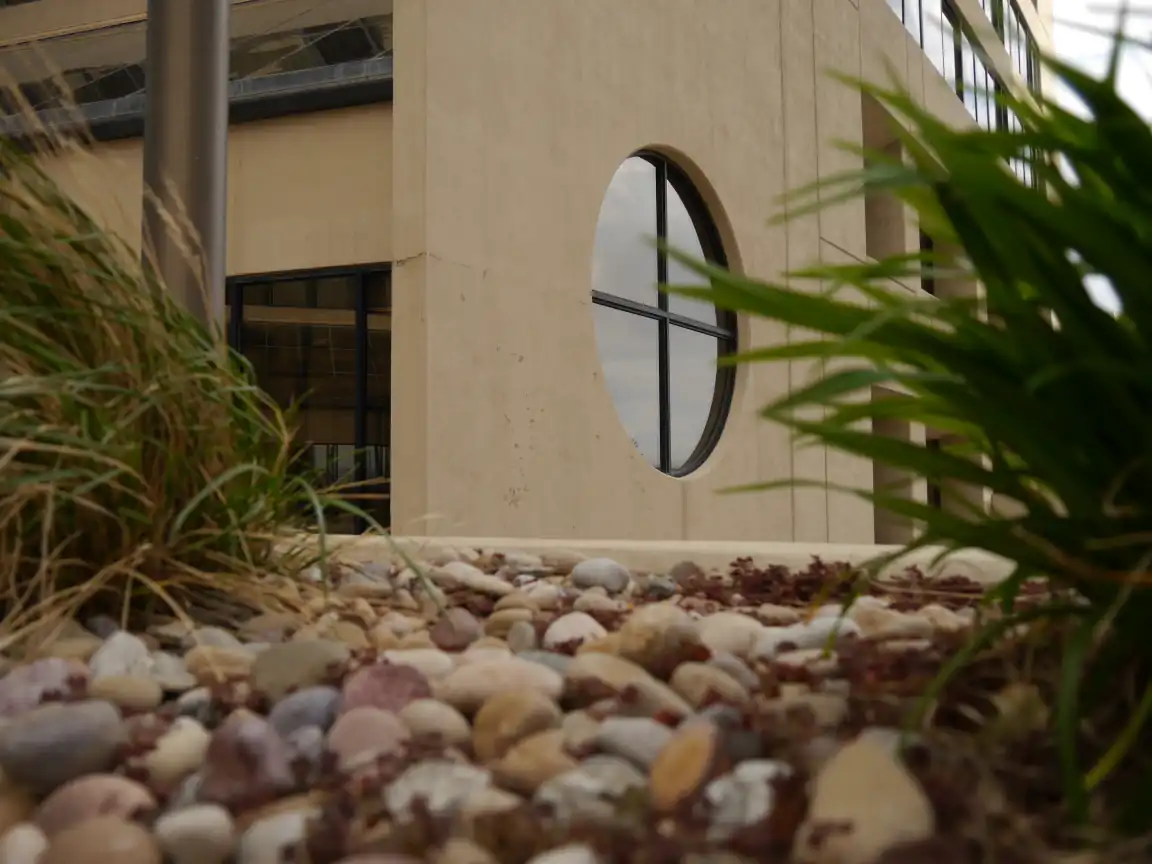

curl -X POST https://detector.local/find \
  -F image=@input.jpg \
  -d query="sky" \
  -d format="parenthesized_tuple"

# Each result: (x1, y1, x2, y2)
(1053, 0, 1151, 114)
(1052, 0, 1150, 312)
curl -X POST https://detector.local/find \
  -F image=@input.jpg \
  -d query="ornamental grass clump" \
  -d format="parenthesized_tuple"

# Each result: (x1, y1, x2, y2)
(667, 37, 1152, 833)
(0, 133, 355, 646)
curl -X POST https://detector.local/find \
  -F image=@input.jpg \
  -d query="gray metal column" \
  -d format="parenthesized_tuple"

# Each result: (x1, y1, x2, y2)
(141, 0, 231, 325)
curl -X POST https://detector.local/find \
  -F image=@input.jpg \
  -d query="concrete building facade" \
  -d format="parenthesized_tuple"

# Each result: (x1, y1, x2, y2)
(0, 0, 1052, 543)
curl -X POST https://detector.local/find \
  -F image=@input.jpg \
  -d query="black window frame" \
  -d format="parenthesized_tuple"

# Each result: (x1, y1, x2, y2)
(227, 263, 392, 533)
(591, 151, 738, 477)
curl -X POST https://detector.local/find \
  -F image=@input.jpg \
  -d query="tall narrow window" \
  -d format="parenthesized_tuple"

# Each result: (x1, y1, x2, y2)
(227, 266, 392, 532)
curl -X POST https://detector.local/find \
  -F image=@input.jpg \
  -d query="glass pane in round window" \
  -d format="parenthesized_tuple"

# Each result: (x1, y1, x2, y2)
(592, 304, 661, 467)
(668, 326, 722, 472)
(665, 180, 717, 326)
(590, 152, 736, 475)
(592, 158, 659, 306)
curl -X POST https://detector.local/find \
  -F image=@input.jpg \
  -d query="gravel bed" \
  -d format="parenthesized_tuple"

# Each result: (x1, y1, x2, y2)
(0, 550, 1065, 864)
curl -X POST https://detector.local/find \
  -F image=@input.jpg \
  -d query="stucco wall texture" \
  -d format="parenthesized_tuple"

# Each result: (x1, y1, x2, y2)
(24, 0, 1051, 544)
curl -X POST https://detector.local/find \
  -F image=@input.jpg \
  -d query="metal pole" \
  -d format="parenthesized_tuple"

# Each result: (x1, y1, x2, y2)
(141, 0, 230, 325)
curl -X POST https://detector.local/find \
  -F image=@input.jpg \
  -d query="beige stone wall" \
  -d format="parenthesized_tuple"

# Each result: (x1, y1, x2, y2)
(389, 0, 1007, 543)
(39, 105, 394, 274)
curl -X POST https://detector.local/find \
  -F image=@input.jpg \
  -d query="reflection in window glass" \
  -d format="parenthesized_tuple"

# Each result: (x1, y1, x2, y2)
(665, 180, 715, 325)
(668, 327, 722, 472)
(922, 0, 945, 77)
(592, 305, 662, 467)
(591, 152, 736, 475)
(592, 158, 659, 306)
(228, 267, 391, 533)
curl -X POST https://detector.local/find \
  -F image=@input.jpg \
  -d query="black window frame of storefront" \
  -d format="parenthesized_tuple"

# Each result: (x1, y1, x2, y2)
(226, 263, 392, 534)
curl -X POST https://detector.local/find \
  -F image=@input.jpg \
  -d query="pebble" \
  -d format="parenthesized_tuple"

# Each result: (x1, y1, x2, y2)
(89, 632, 153, 679)
(669, 662, 748, 708)
(386, 761, 492, 820)
(594, 717, 673, 769)
(492, 729, 577, 795)
(565, 654, 692, 719)
(89, 674, 163, 712)
(649, 721, 721, 813)
(398, 699, 471, 747)
(267, 686, 342, 737)
(341, 661, 432, 714)
(473, 690, 561, 763)
(250, 641, 350, 701)
(154, 804, 236, 864)
(0, 700, 126, 794)
(506, 620, 539, 653)
(430, 608, 483, 651)
(695, 612, 765, 659)
(0, 658, 87, 718)
(185, 646, 255, 686)
(543, 613, 607, 651)
(435, 659, 563, 713)
(527, 844, 601, 864)
(40, 815, 161, 864)
(199, 710, 295, 809)
(381, 649, 455, 681)
(535, 755, 647, 824)
(703, 759, 792, 840)
(570, 559, 631, 594)
(0, 823, 48, 864)
(141, 717, 211, 788)
(327, 706, 411, 770)
(793, 734, 934, 864)
(151, 652, 197, 691)
(236, 805, 318, 864)
(35, 774, 156, 836)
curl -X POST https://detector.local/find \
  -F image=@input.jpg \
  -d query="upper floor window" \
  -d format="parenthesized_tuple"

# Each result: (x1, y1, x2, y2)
(0, 0, 391, 115)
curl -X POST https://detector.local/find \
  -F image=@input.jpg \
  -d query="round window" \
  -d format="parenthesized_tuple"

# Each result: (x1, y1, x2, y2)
(591, 152, 736, 475)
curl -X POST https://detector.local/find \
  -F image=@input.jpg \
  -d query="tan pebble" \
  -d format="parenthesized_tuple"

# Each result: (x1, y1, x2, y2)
(435, 837, 498, 864)
(238, 613, 298, 643)
(453, 788, 522, 832)
(492, 594, 539, 614)
(0, 789, 36, 836)
(35, 774, 156, 837)
(455, 647, 512, 666)
(368, 624, 400, 651)
(669, 663, 748, 708)
(649, 721, 721, 813)
(575, 633, 621, 656)
(184, 646, 253, 686)
(616, 603, 702, 674)
(233, 791, 326, 832)
(331, 621, 370, 650)
(491, 729, 576, 795)
(469, 636, 509, 651)
(88, 675, 164, 712)
(0, 822, 47, 864)
(483, 609, 533, 639)
(560, 711, 601, 754)
(398, 631, 435, 650)
(397, 700, 471, 747)
(472, 691, 561, 763)
(40, 816, 160, 864)
(793, 735, 934, 864)
(141, 718, 211, 788)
